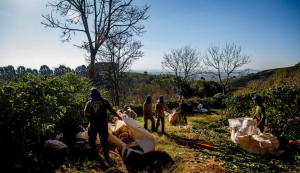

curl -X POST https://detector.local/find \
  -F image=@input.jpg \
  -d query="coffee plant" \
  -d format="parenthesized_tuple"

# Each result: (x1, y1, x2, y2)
(0, 73, 93, 159)
(222, 85, 300, 140)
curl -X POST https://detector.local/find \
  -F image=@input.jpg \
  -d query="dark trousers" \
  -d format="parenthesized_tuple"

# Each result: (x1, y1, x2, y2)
(156, 117, 165, 133)
(144, 116, 155, 132)
(88, 124, 109, 159)
(258, 123, 265, 133)
(182, 113, 187, 124)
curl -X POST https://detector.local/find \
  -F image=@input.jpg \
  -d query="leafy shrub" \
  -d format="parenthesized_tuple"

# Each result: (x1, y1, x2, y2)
(165, 97, 225, 113)
(0, 73, 93, 154)
(213, 93, 224, 98)
(191, 80, 223, 98)
(129, 104, 143, 117)
(222, 85, 300, 140)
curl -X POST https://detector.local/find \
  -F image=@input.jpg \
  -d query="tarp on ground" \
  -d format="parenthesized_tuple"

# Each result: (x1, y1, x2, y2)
(108, 118, 157, 159)
(169, 110, 192, 129)
(169, 110, 185, 125)
(228, 117, 284, 156)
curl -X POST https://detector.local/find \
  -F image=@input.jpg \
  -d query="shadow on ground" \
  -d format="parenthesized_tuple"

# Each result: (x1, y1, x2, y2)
(123, 150, 174, 173)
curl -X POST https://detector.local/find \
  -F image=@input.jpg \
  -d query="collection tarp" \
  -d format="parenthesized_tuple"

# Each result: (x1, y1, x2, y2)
(169, 110, 185, 125)
(108, 118, 157, 159)
(168, 110, 192, 129)
(228, 117, 283, 156)
(44, 140, 68, 150)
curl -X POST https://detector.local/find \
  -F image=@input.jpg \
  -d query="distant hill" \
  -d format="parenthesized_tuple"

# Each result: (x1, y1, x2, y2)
(228, 64, 300, 90)
(131, 69, 260, 81)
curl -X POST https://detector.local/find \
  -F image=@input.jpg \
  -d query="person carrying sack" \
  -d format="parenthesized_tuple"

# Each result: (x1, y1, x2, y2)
(84, 88, 122, 162)
(143, 96, 155, 132)
(252, 95, 266, 133)
(155, 95, 172, 133)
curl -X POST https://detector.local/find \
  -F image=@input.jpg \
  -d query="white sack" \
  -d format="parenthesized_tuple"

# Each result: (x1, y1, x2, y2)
(76, 131, 89, 141)
(108, 118, 157, 159)
(124, 109, 137, 119)
(76, 125, 100, 143)
(44, 140, 68, 150)
(201, 108, 208, 113)
(229, 117, 282, 156)
(169, 110, 185, 125)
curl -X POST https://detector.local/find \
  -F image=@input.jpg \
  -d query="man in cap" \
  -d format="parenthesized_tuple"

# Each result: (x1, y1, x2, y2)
(155, 95, 172, 133)
(84, 88, 122, 162)
(143, 96, 155, 132)
(252, 95, 266, 133)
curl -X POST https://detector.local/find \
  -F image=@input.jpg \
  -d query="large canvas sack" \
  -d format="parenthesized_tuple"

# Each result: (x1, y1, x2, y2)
(229, 117, 261, 143)
(169, 111, 185, 125)
(108, 118, 157, 159)
(236, 134, 279, 155)
(124, 109, 137, 119)
(44, 140, 68, 150)
(229, 117, 283, 156)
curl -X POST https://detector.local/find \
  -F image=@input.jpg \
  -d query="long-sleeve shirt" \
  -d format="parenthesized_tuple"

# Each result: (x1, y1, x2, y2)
(143, 103, 152, 119)
(254, 105, 266, 125)
(179, 103, 189, 113)
(155, 102, 170, 117)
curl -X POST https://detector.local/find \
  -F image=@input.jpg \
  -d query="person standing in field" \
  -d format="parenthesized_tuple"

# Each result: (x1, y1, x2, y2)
(179, 99, 188, 124)
(84, 88, 122, 162)
(143, 96, 155, 132)
(155, 95, 172, 133)
(252, 95, 266, 133)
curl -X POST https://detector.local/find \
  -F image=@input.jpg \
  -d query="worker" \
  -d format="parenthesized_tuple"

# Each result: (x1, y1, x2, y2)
(179, 99, 188, 124)
(84, 88, 122, 162)
(143, 96, 155, 132)
(252, 95, 266, 133)
(155, 95, 172, 133)
(197, 103, 203, 111)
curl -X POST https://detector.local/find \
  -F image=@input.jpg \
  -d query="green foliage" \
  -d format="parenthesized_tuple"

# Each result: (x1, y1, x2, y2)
(213, 93, 223, 98)
(165, 96, 225, 113)
(222, 85, 300, 140)
(228, 64, 300, 90)
(191, 80, 222, 98)
(129, 104, 143, 116)
(0, 72, 93, 154)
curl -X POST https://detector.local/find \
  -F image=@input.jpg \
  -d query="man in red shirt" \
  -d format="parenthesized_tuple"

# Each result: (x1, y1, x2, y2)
(143, 96, 155, 132)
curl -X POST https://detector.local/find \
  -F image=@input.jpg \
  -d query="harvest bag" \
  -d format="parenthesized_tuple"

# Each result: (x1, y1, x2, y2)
(228, 117, 282, 156)
(108, 118, 157, 159)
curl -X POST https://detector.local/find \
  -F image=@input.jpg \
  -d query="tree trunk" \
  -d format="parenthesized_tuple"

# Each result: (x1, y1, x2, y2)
(179, 83, 182, 100)
(89, 51, 96, 84)
(222, 85, 226, 95)
(115, 83, 120, 106)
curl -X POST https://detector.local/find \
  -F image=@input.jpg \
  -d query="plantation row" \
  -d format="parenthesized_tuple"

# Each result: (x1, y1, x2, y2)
(221, 85, 300, 141)
(1, 73, 299, 164)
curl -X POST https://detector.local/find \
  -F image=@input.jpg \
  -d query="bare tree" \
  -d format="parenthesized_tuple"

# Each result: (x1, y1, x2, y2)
(41, 0, 150, 83)
(162, 45, 201, 100)
(203, 43, 251, 95)
(98, 33, 143, 106)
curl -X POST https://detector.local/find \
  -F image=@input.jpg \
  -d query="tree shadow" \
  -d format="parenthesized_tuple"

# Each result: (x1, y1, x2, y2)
(123, 150, 174, 173)
(5, 143, 111, 172)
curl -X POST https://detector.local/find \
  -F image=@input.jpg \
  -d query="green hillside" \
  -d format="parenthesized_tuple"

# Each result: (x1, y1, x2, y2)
(228, 64, 300, 90)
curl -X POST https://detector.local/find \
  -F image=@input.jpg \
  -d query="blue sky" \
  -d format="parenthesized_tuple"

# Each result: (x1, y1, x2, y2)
(0, 0, 299, 71)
